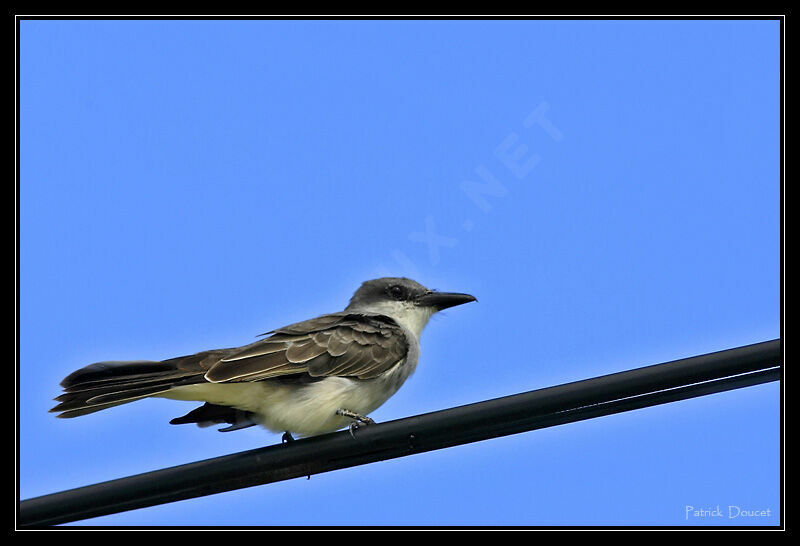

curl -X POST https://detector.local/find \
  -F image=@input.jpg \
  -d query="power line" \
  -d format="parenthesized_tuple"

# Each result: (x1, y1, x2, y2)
(18, 338, 781, 527)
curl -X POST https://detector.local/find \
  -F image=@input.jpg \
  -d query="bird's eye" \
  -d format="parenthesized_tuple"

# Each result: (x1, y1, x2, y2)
(388, 285, 406, 300)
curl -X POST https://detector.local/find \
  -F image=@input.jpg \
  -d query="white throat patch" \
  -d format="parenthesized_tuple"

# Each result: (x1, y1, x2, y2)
(349, 300, 436, 339)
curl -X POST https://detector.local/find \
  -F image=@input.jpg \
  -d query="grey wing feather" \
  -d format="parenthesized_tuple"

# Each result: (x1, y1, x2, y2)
(204, 313, 409, 383)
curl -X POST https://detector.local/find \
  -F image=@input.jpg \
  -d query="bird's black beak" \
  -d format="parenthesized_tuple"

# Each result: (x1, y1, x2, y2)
(416, 291, 477, 311)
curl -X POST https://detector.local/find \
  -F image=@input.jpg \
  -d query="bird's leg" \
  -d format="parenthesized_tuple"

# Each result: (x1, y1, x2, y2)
(336, 408, 376, 438)
(281, 431, 295, 443)
(336, 408, 376, 426)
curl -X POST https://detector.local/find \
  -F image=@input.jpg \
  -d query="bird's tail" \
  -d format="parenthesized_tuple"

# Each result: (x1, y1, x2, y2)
(50, 359, 207, 418)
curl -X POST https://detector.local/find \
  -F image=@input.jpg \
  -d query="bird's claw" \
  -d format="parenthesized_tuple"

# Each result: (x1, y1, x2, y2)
(336, 409, 375, 438)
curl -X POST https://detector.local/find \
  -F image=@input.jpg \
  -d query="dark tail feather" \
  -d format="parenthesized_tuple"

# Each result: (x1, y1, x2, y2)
(170, 402, 257, 432)
(51, 360, 206, 418)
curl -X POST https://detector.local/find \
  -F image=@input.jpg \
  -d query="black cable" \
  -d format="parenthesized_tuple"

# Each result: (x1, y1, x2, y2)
(18, 338, 781, 527)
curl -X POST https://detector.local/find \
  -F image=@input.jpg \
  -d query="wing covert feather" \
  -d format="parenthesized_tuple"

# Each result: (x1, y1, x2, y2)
(204, 313, 408, 383)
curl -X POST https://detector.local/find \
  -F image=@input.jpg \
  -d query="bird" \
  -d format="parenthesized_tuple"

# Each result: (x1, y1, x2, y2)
(51, 277, 476, 440)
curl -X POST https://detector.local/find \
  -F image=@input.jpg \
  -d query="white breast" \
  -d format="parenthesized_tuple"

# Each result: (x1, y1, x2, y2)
(164, 359, 414, 437)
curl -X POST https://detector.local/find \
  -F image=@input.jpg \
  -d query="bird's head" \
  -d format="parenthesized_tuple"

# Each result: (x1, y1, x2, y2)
(346, 277, 476, 337)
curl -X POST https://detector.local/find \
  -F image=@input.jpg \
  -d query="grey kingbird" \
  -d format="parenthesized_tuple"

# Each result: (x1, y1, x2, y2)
(51, 277, 476, 439)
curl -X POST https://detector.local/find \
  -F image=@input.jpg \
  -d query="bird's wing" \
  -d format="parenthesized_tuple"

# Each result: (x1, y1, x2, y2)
(203, 312, 409, 383)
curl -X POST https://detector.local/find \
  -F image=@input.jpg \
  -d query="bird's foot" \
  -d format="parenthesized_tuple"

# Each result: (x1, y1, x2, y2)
(336, 409, 376, 438)
(282, 431, 295, 443)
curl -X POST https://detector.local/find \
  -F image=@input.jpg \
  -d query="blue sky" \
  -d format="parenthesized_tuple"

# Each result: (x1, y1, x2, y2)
(19, 19, 781, 526)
